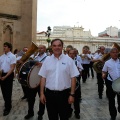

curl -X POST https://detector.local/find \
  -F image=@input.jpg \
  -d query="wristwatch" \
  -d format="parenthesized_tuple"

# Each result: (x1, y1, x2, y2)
(69, 93, 75, 97)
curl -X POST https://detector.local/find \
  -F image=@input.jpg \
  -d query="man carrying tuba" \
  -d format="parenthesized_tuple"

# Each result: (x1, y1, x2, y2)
(92, 46, 105, 99)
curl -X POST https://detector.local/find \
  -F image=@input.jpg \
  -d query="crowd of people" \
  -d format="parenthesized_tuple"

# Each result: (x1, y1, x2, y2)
(0, 39, 120, 120)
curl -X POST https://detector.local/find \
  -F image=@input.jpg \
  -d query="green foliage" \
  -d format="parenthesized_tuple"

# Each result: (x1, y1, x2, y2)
(46, 38, 51, 43)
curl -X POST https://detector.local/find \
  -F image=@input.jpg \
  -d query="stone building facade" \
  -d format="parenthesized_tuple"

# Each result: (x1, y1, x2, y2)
(0, 0, 37, 54)
(37, 26, 120, 54)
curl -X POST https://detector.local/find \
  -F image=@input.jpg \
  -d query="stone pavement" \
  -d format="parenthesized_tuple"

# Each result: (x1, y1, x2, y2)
(0, 76, 120, 120)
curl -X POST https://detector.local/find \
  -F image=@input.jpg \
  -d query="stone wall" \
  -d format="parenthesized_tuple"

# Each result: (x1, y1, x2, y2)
(0, 0, 37, 55)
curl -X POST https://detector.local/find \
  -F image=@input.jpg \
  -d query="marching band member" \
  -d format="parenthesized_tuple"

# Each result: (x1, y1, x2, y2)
(88, 50, 94, 78)
(102, 48, 120, 120)
(74, 48, 82, 64)
(66, 45, 73, 55)
(80, 46, 91, 83)
(92, 46, 105, 99)
(39, 39, 79, 120)
(24, 45, 47, 120)
(0, 42, 16, 116)
(68, 49, 83, 119)
(74, 48, 82, 100)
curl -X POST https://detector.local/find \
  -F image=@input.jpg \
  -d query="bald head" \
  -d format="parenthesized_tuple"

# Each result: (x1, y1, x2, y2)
(110, 47, 118, 60)
(38, 45, 46, 55)
(100, 46, 105, 54)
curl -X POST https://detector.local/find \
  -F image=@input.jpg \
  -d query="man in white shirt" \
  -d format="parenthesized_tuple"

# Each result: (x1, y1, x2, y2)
(39, 39, 79, 120)
(102, 48, 120, 120)
(74, 48, 82, 64)
(92, 46, 105, 99)
(80, 46, 91, 83)
(0, 42, 16, 116)
(24, 45, 47, 120)
(88, 50, 94, 78)
(68, 49, 83, 119)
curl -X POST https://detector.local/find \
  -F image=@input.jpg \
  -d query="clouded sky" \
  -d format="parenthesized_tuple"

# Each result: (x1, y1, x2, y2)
(37, 0, 120, 36)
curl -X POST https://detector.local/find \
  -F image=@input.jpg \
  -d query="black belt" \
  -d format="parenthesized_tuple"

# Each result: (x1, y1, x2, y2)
(2, 72, 8, 75)
(2, 72, 14, 75)
(46, 88, 70, 94)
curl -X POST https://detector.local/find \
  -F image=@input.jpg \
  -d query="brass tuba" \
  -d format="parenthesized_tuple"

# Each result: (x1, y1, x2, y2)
(16, 41, 38, 73)
(93, 43, 120, 73)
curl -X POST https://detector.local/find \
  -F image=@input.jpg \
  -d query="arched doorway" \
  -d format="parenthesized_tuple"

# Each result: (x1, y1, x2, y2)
(3, 25, 13, 44)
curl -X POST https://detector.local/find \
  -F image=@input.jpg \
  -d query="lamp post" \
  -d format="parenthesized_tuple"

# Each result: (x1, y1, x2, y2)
(45, 26, 51, 47)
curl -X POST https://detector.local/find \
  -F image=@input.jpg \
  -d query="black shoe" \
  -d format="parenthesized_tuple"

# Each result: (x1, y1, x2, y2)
(110, 117, 116, 120)
(68, 113, 72, 118)
(38, 115, 43, 120)
(21, 96, 27, 100)
(24, 114, 34, 119)
(3, 110, 10, 116)
(75, 114, 80, 119)
(99, 95, 102, 99)
(118, 107, 120, 113)
(80, 98, 82, 102)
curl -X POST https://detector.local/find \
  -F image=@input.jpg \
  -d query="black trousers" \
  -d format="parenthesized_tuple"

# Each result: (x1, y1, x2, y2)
(82, 64, 89, 82)
(27, 86, 45, 116)
(45, 88, 70, 120)
(89, 61, 94, 78)
(21, 85, 28, 98)
(74, 76, 81, 114)
(0, 72, 14, 111)
(105, 79, 120, 118)
(68, 76, 81, 116)
(96, 73, 104, 96)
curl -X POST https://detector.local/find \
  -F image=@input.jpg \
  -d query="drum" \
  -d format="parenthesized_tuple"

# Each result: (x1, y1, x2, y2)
(18, 60, 41, 89)
(112, 77, 120, 93)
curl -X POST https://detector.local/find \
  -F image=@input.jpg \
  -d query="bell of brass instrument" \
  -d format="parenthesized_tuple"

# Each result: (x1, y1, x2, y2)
(93, 43, 120, 73)
(16, 41, 38, 73)
(80, 54, 88, 60)
(93, 53, 110, 73)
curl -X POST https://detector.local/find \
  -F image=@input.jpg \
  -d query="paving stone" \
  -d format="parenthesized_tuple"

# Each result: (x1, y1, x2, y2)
(0, 76, 120, 120)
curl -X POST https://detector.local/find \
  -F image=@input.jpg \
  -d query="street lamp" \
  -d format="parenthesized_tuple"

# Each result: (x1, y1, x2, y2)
(45, 26, 51, 47)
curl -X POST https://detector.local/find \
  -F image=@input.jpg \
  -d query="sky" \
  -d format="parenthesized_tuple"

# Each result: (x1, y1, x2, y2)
(37, 0, 120, 36)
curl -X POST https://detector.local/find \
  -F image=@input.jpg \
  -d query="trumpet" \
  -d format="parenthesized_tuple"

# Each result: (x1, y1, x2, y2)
(80, 54, 88, 60)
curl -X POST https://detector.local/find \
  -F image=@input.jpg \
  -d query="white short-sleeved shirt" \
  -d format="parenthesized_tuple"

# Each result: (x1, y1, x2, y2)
(75, 55, 82, 64)
(34, 53, 47, 63)
(81, 54, 91, 64)
(38, 54, 79, 91)
(74, 59, 83, 72)
(102, 58, 120, 81)
(16, 56, 22, 61)
(93, 52, 99, 57)
(93, 53, 103, 60)
(0, 52, 16, 73)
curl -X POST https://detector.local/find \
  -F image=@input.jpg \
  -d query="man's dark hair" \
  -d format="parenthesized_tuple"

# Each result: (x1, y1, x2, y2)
(4, 42, 12, 51)
(83, 45, 89, 50)
(51, 39, 63, 47)
(66, 45, 73, 49)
